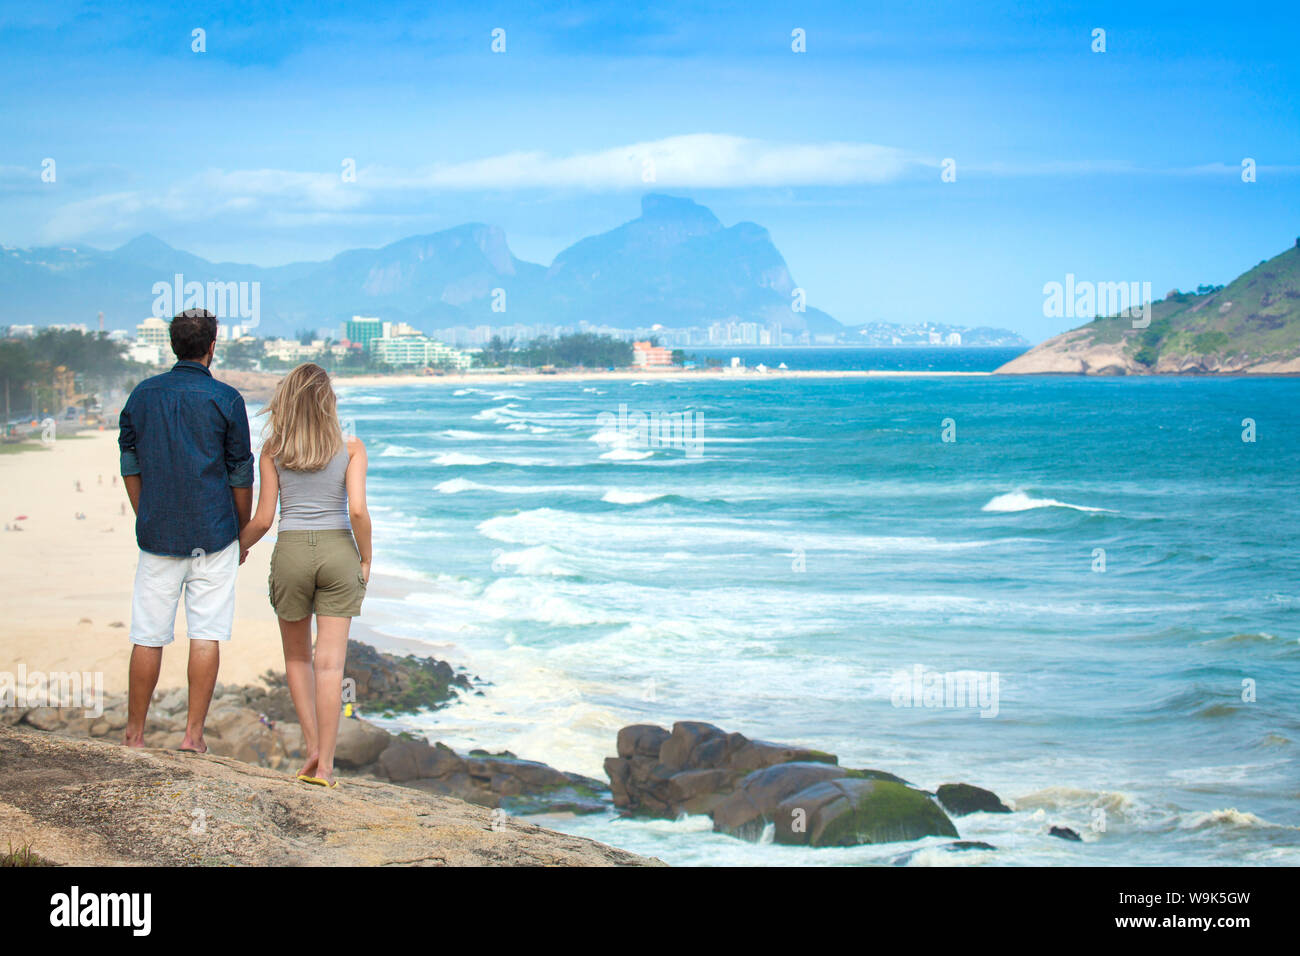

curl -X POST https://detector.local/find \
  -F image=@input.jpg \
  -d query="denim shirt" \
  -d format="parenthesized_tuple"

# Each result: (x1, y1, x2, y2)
(118, 361, 254, 556)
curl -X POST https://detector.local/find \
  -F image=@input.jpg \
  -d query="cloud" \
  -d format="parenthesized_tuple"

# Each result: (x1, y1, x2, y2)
(386, 134, 922, 189)
(38, 134, 925, 240)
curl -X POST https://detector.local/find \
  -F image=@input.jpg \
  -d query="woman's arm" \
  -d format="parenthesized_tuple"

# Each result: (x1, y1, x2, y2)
(239, 451, 279, 552)
(346, 437, 372, 581)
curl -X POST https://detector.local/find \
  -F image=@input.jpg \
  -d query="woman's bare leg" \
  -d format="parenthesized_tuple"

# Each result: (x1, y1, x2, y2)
(312, 615, 351, 784)
(279, 615, 318, 778)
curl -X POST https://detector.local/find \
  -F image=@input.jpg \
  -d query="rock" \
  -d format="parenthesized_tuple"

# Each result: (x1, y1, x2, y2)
(0, 724, 661, 866)
(377, 739, 433, 783)
(616, 724, 671, 759)
(605, 757, 632, 806)
(658, 721, 730, 770)
(667, 768, 744, 815)
(207, 712, 280, 767)
(333, 715, 393, 768)
(774, 779, 959, 847)
(21, 708, 67, 732)
(156, 688, 186, 714)
(712, 761, 853, 840)
(936, 782, 1012, 816)
(344, 639, 472, 715)
(730, 739, 837, 772)
(1049, 825, 1082, 842)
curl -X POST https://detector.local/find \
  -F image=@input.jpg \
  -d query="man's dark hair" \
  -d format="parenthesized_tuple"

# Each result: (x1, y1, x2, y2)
(170, 309, 218, 361)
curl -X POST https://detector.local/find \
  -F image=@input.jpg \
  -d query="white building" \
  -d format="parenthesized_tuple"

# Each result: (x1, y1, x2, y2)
(136, 317, 171, 351)
(371, 335, 471, 369)
(128, 342, 166, 366)
(945, 331, 962, 346)
(263, 338, 330, 363)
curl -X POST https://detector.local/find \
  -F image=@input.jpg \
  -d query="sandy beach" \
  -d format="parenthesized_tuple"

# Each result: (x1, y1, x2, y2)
(0, 431, 284, 695)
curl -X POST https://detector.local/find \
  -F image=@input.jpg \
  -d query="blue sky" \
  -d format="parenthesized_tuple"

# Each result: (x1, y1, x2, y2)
(1, 0, 1297, 340)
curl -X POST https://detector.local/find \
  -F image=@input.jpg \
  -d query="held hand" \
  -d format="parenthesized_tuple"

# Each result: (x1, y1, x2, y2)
(240, 548, 249, 565)
(360, 560, 371, 584)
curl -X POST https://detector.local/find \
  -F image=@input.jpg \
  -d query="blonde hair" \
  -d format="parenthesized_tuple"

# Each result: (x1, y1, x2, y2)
(260, 363, 344, 471)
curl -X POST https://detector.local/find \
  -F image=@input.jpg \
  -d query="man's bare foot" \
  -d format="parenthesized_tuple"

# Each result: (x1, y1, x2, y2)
(123, 731, 146, 748)
(178, 732, 207, 753)
(297, 753, 319, 779)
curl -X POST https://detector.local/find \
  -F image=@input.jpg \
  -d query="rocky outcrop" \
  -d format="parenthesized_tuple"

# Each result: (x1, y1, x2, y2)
(605, 721, 977, 848)
(374, 738, 609, 814)
(0, 725, 661, 867)
(342, 639, 473, 715)
(997, 329, 1141, 375)
(936, 782, 1013, 816)
(999, 329, 1300, 376)
(605, 721, 841, 817)
(9, 677, 607, 816)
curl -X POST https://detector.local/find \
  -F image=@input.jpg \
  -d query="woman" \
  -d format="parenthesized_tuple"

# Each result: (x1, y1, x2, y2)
(240, 363, 371, 788)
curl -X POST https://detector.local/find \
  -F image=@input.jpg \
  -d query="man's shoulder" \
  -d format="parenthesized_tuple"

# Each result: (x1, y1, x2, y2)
(207, 376, 244, 404)
(125, 370, 174, 404)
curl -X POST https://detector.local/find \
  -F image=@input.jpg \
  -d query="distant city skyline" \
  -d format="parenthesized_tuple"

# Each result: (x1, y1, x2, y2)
(2, 1, 1297, 340)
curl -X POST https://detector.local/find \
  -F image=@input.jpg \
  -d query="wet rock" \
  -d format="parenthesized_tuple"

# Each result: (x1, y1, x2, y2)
(616, 724, 671, 759)
(344, 639, 472, 715)
(774, 779, 958, 847)
(712, 762, 853, 840)
(1049, 825, 1082, 842)
(936, 782, 1012, 816)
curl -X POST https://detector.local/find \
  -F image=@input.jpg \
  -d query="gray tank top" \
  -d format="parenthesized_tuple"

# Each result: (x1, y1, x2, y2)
(277, 447, 351, 531)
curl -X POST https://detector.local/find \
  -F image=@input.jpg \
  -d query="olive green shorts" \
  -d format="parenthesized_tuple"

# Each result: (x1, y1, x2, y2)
(269, 530, 366, 620)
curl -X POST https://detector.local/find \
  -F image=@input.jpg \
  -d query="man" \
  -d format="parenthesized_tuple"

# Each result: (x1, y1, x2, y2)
(118, 309, 254, 752)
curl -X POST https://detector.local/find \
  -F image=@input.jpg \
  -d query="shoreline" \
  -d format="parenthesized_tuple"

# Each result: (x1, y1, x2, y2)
(334, 368, 995, 388)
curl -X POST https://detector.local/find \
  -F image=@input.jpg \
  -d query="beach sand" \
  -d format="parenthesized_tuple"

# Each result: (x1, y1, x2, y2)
(0, 431, 283, 695)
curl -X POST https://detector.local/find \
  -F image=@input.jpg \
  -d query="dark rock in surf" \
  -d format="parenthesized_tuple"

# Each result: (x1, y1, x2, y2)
(936, 782, 1012, 816)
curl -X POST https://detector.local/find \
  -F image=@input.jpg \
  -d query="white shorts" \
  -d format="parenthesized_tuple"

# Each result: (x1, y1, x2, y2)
(130, 540, 239, 647)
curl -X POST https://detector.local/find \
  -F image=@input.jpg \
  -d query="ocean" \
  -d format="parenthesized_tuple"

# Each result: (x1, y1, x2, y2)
(334, 349, 1300, 866)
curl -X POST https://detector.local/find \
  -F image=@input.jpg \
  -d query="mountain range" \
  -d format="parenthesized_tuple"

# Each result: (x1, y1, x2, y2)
(999, 238, 1300, 374)
(0, 195, 847, 339)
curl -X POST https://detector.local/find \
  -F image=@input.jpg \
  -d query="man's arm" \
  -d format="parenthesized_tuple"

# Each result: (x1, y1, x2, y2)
(124, 474, 142, 515)
(232, 486, 253, 530)
(119, 397, 141, 515)
(224, 393, 256, 562)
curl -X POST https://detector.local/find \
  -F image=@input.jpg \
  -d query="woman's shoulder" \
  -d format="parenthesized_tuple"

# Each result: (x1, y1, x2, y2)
(346, 435, 366, 458)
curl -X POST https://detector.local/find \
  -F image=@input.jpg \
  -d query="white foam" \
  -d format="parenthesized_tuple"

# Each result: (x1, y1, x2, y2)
(441, 429, 491, 440)
(490, 545, 575, 577)
(602, 489, 665, 504)
(600, 447, 654, 461)
(432, 452, 491, 466)
(378, 444, 422, 458)
(982, 491, 1110, 513)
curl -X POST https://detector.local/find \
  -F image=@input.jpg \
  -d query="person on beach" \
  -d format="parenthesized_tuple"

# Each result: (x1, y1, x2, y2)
(118, 309, 254, 752)
(239, 363, 371, 788)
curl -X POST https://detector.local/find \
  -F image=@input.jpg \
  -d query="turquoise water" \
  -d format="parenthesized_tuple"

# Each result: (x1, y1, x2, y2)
(337, 368, 1300, 866)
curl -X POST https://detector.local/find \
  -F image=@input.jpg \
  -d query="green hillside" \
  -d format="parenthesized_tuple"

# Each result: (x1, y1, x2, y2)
(1086, 239, 1300, 369)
